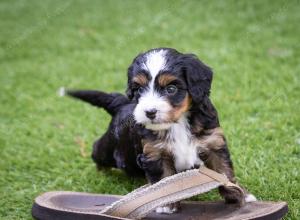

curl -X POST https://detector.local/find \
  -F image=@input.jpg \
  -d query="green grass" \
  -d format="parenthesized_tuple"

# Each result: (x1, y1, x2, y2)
(0, 0, 299, 219)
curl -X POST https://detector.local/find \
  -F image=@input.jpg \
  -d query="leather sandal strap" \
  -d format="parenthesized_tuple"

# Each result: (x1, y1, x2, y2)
(199, 166, 244, 192)
(101, 166, 243, 219)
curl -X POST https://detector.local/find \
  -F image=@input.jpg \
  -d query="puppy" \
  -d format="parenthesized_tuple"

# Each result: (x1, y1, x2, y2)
(66, 48, 256, 214)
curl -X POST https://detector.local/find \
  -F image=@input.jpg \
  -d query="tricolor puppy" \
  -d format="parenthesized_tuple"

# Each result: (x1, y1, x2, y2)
(66, 48, 256, 214)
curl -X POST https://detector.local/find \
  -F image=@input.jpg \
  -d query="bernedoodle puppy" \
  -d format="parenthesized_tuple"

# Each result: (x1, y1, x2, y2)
(65, 48, 256, 214)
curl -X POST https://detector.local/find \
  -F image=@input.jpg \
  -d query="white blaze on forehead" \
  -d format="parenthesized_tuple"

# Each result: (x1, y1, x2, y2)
(134, 49, 171, 128)
(142, 49, 167, 79)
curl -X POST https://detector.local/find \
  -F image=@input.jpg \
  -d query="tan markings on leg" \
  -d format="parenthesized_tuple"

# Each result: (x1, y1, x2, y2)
(142, 140, 176, 178)
(197, 127, 232, 179)
(204, 148, 235, 181)
(161, 152, 176, 178)
(204, 146, 245, 205)
(157, 74, 178, 87)
(199, 127, 226, 150)
(196, 127, 245, 205)
(133, 74, 149, 86)
(142, 140, 163, 161)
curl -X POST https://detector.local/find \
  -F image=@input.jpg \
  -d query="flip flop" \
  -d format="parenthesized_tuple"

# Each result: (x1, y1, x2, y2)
(32, 166, 288, 220)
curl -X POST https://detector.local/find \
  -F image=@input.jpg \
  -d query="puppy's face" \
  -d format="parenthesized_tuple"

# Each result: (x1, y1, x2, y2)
(127, 48, 213, 130)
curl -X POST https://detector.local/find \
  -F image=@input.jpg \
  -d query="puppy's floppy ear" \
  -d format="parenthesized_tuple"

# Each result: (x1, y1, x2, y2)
(126, 64, 135, 100)
(182, 54, 213, 104)
(126, 77, 135, 100)
(126, 88, 134, 100)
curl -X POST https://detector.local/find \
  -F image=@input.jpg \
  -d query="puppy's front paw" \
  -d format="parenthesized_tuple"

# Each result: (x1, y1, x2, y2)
(136, 153, 161, 170)
(136, 153, 148, 169)
(219, 185, 245, 206)
(155, 203, 180, 214)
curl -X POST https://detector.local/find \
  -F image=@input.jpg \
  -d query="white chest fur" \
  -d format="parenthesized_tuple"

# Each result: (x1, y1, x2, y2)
(165, 115, 203, 172)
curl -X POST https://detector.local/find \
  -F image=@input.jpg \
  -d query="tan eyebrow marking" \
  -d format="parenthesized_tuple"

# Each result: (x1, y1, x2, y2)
(132, 74, 149, 86)
(158, 74, 178, 87)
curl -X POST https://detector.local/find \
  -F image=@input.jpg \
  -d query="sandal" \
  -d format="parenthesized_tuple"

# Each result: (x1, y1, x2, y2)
(32, 166, 288, 220)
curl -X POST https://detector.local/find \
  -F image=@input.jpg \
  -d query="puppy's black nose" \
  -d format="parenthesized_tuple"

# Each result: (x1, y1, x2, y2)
(145, 109, 157, 120)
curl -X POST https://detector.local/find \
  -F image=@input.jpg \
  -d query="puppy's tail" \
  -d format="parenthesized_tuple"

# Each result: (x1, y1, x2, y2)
(61, 88, 130, 116)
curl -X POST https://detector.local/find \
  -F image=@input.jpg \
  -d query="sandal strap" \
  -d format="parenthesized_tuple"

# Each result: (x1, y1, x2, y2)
(101, 166, 243, 219)
(199, 166, 244, 191)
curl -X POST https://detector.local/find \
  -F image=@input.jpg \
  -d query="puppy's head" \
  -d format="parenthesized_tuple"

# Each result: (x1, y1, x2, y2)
(127, 48, 213, 130)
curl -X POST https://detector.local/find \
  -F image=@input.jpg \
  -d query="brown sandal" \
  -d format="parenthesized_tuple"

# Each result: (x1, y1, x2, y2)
(32, 166, 288, 220)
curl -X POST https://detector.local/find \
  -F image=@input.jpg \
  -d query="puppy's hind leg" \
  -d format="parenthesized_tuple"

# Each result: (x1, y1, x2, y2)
(92, 132, 116, 169)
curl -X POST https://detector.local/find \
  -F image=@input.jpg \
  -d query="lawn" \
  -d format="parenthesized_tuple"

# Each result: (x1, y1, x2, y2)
(0, 0, 299, 219)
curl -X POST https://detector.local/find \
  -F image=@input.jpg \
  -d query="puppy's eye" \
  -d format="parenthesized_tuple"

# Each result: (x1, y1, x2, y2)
(165, 85, 177, 95)
(138, 87, 145, 95)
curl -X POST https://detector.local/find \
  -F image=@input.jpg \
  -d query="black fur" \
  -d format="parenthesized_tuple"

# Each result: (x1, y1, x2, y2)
(66, 48, 244, 205)
(67, 90, 129, 116)
(136, 154, 163, 183)
(66, 90, 144, 176)
(67, 49, 223, 177)
(127, 48, 212, 107)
